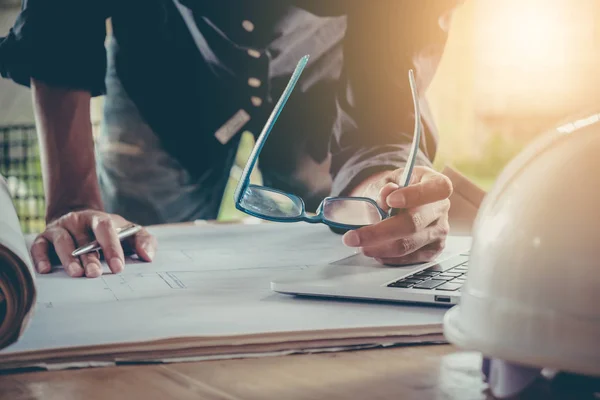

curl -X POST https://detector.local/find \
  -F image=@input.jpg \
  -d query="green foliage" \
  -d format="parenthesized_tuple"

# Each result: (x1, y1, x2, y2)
(0, 127, 46, 233)
(218, 131, 262, 221)
(446, 133, 524, 191)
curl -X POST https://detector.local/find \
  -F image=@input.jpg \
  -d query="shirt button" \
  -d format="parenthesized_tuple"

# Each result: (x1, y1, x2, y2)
(250, 97, 263, 107)
(248, 78, 262, 88)
(247, 49, 261, 58)
(242, 20, 255, 32)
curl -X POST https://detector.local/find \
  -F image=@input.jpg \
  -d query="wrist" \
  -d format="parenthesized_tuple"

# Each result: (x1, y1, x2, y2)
(46, 198, 104, 223)
(43, 169, 104, 222)
(349, 170, 391, 198)
(44, 175, 104, 222)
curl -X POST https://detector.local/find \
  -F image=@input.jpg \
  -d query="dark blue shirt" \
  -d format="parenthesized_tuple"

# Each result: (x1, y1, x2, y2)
(0, 0, 460, 211)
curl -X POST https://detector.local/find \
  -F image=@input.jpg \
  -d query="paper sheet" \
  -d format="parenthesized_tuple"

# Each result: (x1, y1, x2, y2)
(1, 223, 467, 368)
(31, 223, 360, 306)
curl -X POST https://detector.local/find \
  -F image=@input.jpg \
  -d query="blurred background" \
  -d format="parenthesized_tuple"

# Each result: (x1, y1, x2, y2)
(1, 0, 599, 232)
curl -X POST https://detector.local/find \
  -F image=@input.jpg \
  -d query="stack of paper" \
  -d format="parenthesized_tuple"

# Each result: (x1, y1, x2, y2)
(0, 178, 453, 372)
(0, 175, 36, 354)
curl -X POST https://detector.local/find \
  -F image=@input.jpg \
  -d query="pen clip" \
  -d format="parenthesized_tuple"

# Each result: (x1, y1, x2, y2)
(116, 223, 137, 233)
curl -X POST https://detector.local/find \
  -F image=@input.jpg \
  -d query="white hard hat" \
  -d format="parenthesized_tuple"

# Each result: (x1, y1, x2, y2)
(443, 110, 600, 396)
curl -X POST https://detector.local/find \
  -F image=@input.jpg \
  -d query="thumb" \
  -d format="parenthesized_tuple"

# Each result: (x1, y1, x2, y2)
(377, 182, 399, 211)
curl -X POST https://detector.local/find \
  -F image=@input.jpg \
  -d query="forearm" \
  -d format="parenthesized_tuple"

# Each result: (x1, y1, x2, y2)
(31, 79, 103, 221)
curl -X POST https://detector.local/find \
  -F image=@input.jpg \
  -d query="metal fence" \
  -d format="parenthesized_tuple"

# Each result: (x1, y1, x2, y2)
(0, 125, 46, 234)
(0, 124, 259, 232)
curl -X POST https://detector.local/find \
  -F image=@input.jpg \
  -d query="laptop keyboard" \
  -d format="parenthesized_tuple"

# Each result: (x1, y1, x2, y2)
(387, 255, 469, 292)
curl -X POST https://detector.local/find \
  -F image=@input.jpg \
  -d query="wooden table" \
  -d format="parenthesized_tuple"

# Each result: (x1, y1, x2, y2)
(1, 344, 597, 400)
(0, 345, 477, 400)
(1, 222, 597, 399)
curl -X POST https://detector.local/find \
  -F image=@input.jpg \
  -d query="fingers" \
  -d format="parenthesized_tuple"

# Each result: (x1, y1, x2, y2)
(69, 227, 105, 278)
(343, 199, 450, 248)
(30, 208, 155, 278)
(361, 217, 449, 260)
(387, 170, 453, 209)
(125, 228, 157, 262)
(376, 182, 399, 211)
(79, 251, 103, 278)
(375, 239, 447, 266)
(341, 167, 452, 265)
(42, 227, 85, 277)
(31, 236, 52, 274)
(361, 225, 439, 259)
(90, 216, 124, 274)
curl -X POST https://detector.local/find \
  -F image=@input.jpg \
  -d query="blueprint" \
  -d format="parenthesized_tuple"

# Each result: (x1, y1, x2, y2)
(1, 223, 470, 368)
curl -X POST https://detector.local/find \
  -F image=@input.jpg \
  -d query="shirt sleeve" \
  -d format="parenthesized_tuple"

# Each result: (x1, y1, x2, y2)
(329, 1, 463, 196)
(0, 0, 109, 96)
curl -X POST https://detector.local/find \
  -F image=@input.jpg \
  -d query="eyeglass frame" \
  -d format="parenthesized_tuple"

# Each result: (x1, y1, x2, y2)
(233, 55, 422, 230)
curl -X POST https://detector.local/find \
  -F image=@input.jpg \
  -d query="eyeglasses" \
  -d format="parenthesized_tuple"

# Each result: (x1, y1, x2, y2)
(234, 55, 422, 230)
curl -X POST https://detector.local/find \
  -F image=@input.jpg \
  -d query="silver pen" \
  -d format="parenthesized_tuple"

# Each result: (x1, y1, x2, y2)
(72, 223, 143, 257)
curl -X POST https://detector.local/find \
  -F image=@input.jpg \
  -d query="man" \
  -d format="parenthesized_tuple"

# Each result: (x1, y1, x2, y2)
(0, 1, 459, 278)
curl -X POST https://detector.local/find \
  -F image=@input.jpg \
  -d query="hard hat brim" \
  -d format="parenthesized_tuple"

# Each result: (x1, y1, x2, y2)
(443, 306, 600, 378)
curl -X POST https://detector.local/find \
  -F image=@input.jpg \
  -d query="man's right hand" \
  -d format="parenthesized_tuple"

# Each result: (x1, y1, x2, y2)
(31, 210, 157, 278)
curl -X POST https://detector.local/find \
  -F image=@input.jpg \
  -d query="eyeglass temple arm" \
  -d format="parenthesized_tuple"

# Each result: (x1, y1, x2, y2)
(234, 55, 310, 203)
(398, 69, 422, 188)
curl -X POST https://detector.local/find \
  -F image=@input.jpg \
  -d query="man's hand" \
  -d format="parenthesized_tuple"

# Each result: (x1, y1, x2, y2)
(342, 166, 452, 265)
(31, 210, 157, 278)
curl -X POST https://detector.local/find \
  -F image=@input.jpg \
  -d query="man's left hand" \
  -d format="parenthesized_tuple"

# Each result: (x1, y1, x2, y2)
(342, 166, 453, 265)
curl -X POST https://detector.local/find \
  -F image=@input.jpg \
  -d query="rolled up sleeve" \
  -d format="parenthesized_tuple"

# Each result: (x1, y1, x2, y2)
(330, 1, 463, 196)
(0, 0, 109, 96)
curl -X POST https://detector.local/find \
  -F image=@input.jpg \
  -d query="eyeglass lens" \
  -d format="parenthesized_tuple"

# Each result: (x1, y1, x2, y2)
(322, 198, 383, 226)
(240, 185, 382, 227)
(240, 186, 303, 219)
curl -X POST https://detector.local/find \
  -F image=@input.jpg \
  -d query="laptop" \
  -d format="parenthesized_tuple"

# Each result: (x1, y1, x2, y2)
(270, 237, 471, 307)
